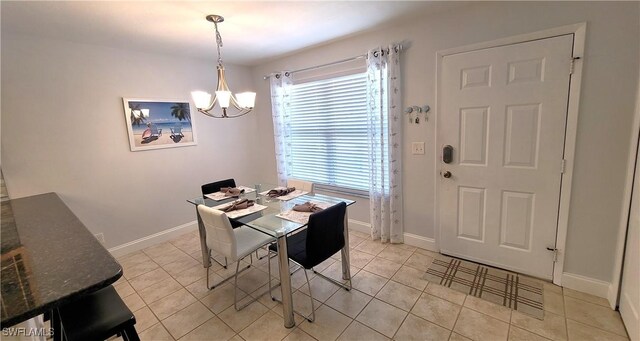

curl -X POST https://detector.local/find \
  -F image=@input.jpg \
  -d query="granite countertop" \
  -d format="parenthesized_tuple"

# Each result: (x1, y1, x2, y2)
(1, 193, 122, 327)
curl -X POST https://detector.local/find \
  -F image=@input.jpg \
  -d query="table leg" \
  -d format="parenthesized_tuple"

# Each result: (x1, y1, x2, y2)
(341, 209, 351, 280)
(277, 236, 295, 328)
(196, 208, 211, 268)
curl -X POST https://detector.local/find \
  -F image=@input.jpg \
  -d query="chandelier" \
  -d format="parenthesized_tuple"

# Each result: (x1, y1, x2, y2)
(191, 15, 256, 118)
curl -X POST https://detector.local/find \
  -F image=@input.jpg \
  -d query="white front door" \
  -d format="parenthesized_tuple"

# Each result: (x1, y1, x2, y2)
(620, 139, 640, 340)
(438, 35, 573, 279)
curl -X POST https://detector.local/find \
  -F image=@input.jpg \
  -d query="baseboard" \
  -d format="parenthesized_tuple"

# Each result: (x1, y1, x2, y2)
(562, 272, 612, 302)
(108, 221, 198, 258)
(404, 233, 438, 252)
(109, 218, 437, 260)
(348, 219, 438, 252)
(348, 219, 371, 235)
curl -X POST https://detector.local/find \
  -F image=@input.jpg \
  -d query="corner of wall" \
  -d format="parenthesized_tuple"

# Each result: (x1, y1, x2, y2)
(608, 282, 621, 310)
(348, 219, 438, 252)
(562, 272, 614, 307)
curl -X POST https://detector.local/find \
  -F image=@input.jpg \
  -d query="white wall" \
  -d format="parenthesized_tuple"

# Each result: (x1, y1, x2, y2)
(250, 1, 640, 283)
(1, 34, 257, 248)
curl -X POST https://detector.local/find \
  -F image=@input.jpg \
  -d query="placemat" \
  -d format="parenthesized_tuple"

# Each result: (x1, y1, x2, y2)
(259, 188, 308, 201)
(211, 201, 267, 219)
(276, 202, 332, 224)
(204, 186, 256, 201)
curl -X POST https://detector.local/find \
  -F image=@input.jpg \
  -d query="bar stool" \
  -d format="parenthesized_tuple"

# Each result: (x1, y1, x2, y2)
(56, 285, 139, 341)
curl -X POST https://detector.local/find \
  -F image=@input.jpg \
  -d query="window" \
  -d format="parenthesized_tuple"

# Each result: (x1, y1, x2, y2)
(287, 72, 369, 195)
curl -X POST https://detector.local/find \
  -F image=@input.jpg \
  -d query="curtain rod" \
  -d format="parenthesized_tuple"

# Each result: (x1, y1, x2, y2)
(262, 44, 403, 80)
(263, 54, 366, 80)
(263, 44, 403, 80)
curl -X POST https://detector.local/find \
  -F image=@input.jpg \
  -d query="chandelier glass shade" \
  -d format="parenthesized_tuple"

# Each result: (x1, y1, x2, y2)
(191, 15, 256, 118)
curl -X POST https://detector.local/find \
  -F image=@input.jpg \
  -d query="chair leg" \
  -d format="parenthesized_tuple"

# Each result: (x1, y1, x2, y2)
(265, 250, 284, 301)
(266, 249, 283, 300)
(207, 261, 250, 290)
(266, 251, 311, 321)
(256, 245, 270, 260)
(121, 325, 140, 341)
(208, 248, 228, 269)
(313, 269, 352, 291)
(268, 250, 273, 300)
(233, 261, 241, 310)
(303, 268, 315, 322)
(234, 256, 270, 311)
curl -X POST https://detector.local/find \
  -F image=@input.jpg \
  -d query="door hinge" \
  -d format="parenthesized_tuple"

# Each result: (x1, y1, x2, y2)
(569, 57, 581, 75)
(547, 247, 559, 262)
(561, 159, 567, 174)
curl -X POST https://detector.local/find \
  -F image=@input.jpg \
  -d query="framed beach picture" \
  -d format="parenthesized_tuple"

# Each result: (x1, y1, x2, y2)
(122, 98, 197, 151)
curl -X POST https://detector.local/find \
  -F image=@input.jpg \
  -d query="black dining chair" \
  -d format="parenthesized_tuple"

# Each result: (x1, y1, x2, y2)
(268, 202, 349, 322)
(201, 178, 236, 196)
(56, 285, 139, 341)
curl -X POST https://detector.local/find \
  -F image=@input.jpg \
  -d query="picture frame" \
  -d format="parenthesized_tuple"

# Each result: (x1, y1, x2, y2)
(122, 98, 197, 151)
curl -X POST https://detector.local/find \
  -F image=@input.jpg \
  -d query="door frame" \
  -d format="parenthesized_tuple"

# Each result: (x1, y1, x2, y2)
(610, 68, 640, 309)
(434, 23, 586, 285)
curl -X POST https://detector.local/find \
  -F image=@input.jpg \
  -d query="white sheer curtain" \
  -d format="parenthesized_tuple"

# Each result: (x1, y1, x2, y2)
(269, 71, 293, 186)
(367, 45, 404, 243)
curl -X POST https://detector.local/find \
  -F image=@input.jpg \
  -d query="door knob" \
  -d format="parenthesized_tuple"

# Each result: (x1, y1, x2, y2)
(443, 171, 452, 178)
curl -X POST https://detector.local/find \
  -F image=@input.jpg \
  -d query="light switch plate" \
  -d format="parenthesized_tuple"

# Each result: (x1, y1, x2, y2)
(412, 142, 425, 155)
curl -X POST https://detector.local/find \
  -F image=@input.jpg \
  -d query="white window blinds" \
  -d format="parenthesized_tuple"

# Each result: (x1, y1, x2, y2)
(287, 72, 369, 194)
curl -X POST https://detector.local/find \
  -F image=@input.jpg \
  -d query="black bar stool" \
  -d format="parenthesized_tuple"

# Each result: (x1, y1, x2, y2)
(56, 285, 139, 341)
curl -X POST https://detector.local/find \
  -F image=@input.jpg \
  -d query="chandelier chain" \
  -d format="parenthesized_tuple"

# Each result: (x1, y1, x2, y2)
(213, 21, 223, 66)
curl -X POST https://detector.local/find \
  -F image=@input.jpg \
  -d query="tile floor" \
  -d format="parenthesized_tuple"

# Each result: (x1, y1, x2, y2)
(113, 230, 630, 341)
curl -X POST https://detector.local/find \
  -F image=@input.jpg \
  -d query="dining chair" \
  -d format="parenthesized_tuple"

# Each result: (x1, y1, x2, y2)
(287, 178, 314, 193)
(198, 204, 276, 310)
(201, 178, 237, 196)
(267, 202, 349, 322)
(56, 285, 139, 341)
(201, 178, 242, 268)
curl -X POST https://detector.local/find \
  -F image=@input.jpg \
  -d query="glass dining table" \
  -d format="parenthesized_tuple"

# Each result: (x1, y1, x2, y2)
(187, 184, 355, 328)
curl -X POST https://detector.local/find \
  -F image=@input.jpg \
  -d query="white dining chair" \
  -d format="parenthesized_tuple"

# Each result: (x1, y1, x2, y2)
(197, 204, 275, 310)
(287, 178, 314, 193)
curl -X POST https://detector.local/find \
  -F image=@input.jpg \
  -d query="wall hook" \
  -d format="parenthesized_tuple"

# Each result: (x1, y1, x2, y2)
(405, 104, 430, 124)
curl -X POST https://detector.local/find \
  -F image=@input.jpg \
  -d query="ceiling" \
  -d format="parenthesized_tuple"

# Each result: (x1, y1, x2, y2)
(1, 1, 463, 66)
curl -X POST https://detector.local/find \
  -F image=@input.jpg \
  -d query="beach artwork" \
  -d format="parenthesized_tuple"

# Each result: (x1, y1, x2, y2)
(122, 98, 197, 151)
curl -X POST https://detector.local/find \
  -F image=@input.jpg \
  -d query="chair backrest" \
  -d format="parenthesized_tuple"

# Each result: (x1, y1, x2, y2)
(305, 202, 347, 267)
(202, 178, 236, 196)
(173, 127, 182, 133)
(150, 124, 159, 134)
(287, 178, 314, 193)
(197, 205, 238, 261)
